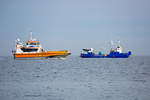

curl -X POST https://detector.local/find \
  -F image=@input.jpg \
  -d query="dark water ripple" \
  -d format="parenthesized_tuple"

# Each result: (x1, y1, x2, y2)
(0, 56, 150, 100)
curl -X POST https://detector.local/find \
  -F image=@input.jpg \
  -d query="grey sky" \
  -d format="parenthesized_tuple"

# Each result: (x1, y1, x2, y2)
(0, 0, 150, 56)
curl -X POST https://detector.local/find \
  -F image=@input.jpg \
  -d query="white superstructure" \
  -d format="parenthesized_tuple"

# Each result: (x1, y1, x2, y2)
(14, 32, 43, 54)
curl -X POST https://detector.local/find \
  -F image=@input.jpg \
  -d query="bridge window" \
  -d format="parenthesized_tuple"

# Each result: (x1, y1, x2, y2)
(21, 48, 38, 52)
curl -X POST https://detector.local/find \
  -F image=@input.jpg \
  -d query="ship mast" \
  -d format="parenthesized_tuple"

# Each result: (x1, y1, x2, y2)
(30, 31, 33, 40)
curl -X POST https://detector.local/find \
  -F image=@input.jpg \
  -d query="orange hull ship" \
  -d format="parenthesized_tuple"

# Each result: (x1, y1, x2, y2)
(14, 51, 71, 59)
(13, 32, 71, 59)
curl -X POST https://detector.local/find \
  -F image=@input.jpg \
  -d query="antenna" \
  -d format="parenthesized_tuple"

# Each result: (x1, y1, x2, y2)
(110, 40, 114, 49)
(117, 36, 121, 46)
(117, 39, 120, 46)
(30, 31, 32, 40)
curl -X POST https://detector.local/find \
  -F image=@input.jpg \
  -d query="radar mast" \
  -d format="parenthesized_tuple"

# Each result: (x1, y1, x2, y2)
(30, 31, 32, 40)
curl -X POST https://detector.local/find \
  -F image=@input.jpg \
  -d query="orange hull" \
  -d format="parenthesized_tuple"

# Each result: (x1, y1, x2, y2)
(14, 50, 71, 59)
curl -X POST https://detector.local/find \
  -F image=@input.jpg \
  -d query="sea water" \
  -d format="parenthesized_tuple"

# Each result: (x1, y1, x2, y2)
(0, 56, 150, 100)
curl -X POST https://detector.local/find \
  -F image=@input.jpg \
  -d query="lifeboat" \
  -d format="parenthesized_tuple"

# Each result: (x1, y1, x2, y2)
(13, 32, 71, 59)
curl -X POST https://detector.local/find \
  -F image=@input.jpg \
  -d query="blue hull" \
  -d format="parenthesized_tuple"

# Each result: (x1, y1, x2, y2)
(80, 51, 131, 58)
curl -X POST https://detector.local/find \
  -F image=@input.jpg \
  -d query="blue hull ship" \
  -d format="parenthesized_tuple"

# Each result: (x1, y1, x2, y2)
(80, 51, 131, 58)
(80, 40, 132, 58)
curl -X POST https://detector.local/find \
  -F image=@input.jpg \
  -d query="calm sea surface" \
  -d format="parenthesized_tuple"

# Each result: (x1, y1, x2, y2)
(0, 56, 150, 100)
